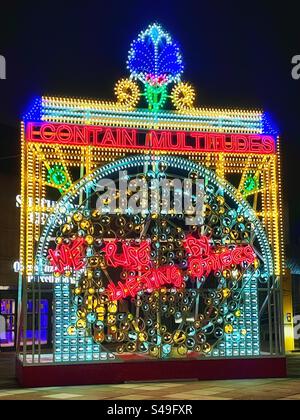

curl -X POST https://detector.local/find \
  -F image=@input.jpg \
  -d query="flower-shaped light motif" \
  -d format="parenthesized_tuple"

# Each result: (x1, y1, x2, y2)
(114, 78, 140, 108)
(47, 164, 71, 193)
(243, 174, 259, 196)
(171, 82, 196, 110)
(127, 23, 184, 86)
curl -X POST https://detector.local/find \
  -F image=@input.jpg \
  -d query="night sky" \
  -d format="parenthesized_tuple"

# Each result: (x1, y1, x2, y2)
(0, 0, 300, 257)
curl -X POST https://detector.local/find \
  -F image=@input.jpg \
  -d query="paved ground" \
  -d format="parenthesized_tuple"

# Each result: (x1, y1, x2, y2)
(1, 352, 300, 400)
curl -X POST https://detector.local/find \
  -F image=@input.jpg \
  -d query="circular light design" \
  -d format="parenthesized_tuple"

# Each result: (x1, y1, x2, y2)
(171, 82, 196, 110)
(114, 78, 140, 108)
(243, 175, 259, 193)
(47, 164, 70, 191)
(36, 155, 272, 361)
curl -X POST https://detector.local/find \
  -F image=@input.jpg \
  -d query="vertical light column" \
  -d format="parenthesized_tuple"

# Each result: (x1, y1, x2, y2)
(276, 137, 285, 275)
(54, 280, 113, 363)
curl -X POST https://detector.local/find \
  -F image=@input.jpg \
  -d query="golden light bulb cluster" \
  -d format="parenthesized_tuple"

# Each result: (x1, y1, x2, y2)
(276, 137, 285, 275)
(114, 78, 141, 108)
(171, 82, 196, 110)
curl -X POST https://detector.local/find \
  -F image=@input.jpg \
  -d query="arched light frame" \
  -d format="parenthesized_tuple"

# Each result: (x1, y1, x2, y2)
(35, 154, 274, 277)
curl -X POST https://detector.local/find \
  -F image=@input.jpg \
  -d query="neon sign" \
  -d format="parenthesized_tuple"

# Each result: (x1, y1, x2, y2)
(26, 122, 275, 154)
(48, 235, 256, 300)
(103, 240, 151, 270)
(106, 236, 256, 300)
(183, 235, 256, 279)
(107, 265, 184, 300)
(48, 237, 86, 274)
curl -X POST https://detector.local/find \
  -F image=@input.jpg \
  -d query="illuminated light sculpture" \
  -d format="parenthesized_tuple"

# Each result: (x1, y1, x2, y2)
(114, 78, 140, 108)
(107, 265, 184, 301)
(48, 237, 87, 275)
(46, 163, 71, 193)
(171, 82, 196, 110)
(127, 23, 184, 85)
(127, 23, 184, 111)
(16, 23, 287, 386)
